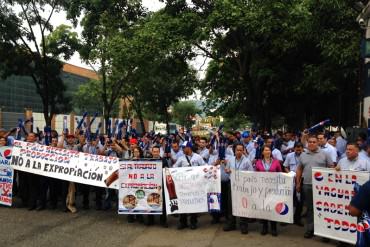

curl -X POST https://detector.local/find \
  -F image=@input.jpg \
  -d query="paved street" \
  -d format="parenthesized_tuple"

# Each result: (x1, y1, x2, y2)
(1, 198, 340, 247)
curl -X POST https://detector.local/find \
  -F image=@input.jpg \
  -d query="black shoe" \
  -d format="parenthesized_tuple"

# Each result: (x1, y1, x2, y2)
(294, 220, 303, 227)
(177, 223, 188, 230)
(136, 215, 144, 224)
(240, 226, 248, 234)
(36, 205, 46, 211)
(223, 224, 236, 231)
(336, 242, 350, 247)
(211, 218, 220, 224)
(103, 202, 112, 211)
(261, 225, 268, 235)
(271, 228, 278, 237)
(190, 224, 197, 230)
(145, 220, 154, 226)
(160, 221, 169, 228)
(127, 217, 135, 223)
(28, 205, 37, 211)
(321, 237, 330, 243)
(304, 231, 314, 239)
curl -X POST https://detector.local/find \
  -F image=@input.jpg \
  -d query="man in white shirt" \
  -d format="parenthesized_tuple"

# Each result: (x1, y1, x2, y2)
(334, 131, 347, 158)
(168, 141, 184, 167)
(318, 133, 338, 164)
(173, 141, 206, 167)
(197, 137, 210, 163)
(173, 141, 206, 230)
(336, 143, 370, 172)
(283, 142, 304, 226)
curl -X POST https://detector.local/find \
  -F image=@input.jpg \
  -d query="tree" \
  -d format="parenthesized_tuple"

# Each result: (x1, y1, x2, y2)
(0, 0, 80, 126)
(110, 10, 198, 133)
(65, 0, 146, 133)
(172, 101, 201, 129)
(72, 79, 120, 115)
(160, 0, 361, 130)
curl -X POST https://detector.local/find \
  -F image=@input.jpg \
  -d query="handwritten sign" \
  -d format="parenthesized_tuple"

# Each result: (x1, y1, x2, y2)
(231, 171, 294, 223)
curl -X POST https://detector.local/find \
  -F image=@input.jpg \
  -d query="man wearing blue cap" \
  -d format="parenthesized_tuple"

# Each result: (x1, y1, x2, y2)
(173, 141, 206, 168)
(241, 131, 255, 161)
(173, 140, 206, 229)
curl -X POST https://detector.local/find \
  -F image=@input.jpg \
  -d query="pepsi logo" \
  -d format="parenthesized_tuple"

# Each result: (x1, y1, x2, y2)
(275, 202, 289, 215)
(314, 172, 324, 182)
(357, 222, 365, 233)
(3, 149, 11, 160)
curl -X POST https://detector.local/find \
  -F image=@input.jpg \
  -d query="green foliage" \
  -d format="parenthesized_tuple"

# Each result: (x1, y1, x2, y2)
(65, 0, 146, 132)
(180, 0, 362, 129)
(72, 79, 119, 115)
(172, 101, 201, 129)
(0, 0, 79, 125)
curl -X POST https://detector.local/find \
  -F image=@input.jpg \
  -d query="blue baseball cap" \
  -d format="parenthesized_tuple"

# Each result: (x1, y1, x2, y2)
(241, 131, 250, 138)
(181, 141, 193, 148)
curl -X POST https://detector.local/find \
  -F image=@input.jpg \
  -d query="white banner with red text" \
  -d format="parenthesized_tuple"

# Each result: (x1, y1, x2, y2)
(163, 166, 221, 215)
(10, 141, 119, 189)
(312, 168, 370, 245)
(0, 146, 13, 206)
(118, 160, 163, 214)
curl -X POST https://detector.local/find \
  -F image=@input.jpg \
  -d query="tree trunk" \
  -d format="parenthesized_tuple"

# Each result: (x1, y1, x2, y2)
(136, 107, 146, 134)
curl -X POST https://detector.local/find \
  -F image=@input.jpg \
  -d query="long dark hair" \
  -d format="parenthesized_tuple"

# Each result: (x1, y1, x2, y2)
(261, 145, 272, 159)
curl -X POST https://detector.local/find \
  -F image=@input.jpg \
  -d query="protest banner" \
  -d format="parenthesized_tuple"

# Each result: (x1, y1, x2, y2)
(0, 146, 13, 206)
(312, 168, 370, 244)
(118, 160, 163, 214)
(10, 140, 120, 189)
(163, 165, 221, 215)
(231, 171, 294, 223)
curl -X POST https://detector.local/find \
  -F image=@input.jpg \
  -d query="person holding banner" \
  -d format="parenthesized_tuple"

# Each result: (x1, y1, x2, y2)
(58, 133, 79, 213)
(222, 143, 254, 234)
(295, 134, 334, 239)
(283, 142, 304, 226)
(318, 133, 338, 164)
(169, 141, 184, 166)
(21, 132, 41, 210)
(126, 146, 145, 224)
(197, 137, 210, 163)
(82, 134, 105, 210)
(255, 145, 282, 236)
(145, 146, 169, 228)
(174, 141, 206, 230)
(335, 144, 369, 247)
(349, 180, 370, 247)
(336, 143, 370, 172)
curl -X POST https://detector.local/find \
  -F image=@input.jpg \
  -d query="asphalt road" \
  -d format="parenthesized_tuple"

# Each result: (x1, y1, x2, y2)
(1, 197, 341, 247)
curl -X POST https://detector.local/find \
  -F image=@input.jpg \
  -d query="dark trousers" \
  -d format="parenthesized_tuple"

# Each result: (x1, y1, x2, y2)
(61, 180, 69, 209)
(303, 184, 314, 232)
(222, 181, 248, 228)
(80, 184, 103, 208)
(48, 178, 61, 207)
(146, 186, 167, 225)
(38, 176, 49, 207)
(28, 174, 40, 208)
(262, 220, 277, 230)
(294, 186, 303, 223)
(18, 171, 29, 207)
(180, 214, 198, 226)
